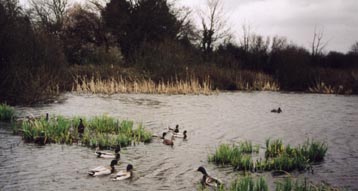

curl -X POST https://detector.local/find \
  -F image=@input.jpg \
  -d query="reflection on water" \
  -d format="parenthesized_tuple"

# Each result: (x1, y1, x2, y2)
(1, 92, 358, 190)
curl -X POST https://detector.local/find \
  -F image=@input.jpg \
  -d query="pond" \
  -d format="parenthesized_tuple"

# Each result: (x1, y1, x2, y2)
(1, 92, 357, 190)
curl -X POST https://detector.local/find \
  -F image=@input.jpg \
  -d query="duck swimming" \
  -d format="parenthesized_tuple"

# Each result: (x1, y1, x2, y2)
(168, 124, 179, 133)
(162, 132, 175, 146)
(88, 159, 117, 177)
(113, 164, 133, 181)
(174, 130, 187, 140)
(96, 147, 121, 159)
(197, 166, 222, 188)
(78, 118, 85, 134)
(271, 107, 282, 113)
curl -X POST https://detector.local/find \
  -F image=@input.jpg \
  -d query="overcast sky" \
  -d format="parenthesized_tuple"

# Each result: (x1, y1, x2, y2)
(177, 0, 358, 53)
(20, 0, 358, 53)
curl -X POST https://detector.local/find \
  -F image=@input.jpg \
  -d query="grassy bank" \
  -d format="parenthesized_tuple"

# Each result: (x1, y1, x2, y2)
(13, 114, 152, 148)
(209, 139, 327, 172)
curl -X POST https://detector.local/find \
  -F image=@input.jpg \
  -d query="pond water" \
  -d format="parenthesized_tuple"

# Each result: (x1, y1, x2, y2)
(1, 92, 357, 190)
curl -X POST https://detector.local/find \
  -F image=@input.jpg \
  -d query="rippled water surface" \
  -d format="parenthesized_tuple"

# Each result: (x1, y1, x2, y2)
(1, 92, 357, 190)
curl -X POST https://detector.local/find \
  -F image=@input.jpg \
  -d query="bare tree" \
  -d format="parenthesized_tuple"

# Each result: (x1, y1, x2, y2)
(198, 0, 230, 55)
(311, 26, 327, 56)
(241, 24, 251, 52)
(30, 0, 69, 34)
(349, 41, 358, 55)
(271, 36, 288, 52)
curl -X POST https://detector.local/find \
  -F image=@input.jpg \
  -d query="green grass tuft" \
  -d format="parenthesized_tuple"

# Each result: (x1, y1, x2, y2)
(210, 139, 328, 173)
(0, 103, 15, 121)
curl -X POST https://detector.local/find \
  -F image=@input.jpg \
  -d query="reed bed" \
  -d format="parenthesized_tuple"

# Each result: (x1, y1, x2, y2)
(209, 139, 327, 172)
(14, 114, 152, 148)
(235, 73, 280, 91)
(72, 76, 212, 95)
(308, 81, 343, 94)
(0, 103, 15, 121)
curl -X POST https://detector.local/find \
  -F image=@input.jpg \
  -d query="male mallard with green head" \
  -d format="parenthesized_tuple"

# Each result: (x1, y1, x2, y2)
(113, 164, 133, 180)
(88, 159, 117, 176)
(174, 130, 187, 140)
(96, 147, 121, 159)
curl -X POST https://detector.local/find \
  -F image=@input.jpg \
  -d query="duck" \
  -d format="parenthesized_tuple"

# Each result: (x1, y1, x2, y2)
(162, 132, 174, 146)
(168, 124, 179, 133)
(78, 118, 85, 135)
(34, 131, 46, 145)
(174, 130, 187, 140)
(96, 147, 121, 159)
(271, 107, 282, 113)
(88, 159, 117, 176)
(112, 164, 133, 181)
(197, 166, 222, 188)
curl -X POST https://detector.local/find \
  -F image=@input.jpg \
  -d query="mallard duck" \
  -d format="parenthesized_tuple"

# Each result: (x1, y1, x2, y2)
(162, 132, 174, 146)
(174, 130, 187, 140)
(168, 124, 179, 133)
(88, 159, 117, 176)
(197, 166, 222, 188)
(271, 107, 282, 113)
(112, 164, 133, 181)
(78, 118, 85, 134)
(96, 147, 121, 159)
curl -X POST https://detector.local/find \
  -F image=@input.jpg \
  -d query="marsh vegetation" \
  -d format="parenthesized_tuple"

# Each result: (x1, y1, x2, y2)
(209, 139, 328, 172)
(13, 114, 152, 148)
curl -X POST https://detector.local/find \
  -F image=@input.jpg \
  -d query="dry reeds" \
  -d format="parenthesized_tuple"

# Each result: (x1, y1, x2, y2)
(235, 72, 280, 91)
(308, 81, 345, 94)
(72, 76, 213, 95)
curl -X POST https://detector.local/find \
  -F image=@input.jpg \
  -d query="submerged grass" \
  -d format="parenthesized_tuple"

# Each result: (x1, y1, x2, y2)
(14, 114, 152, 148)
(275, 178, 340, 191)
(0, 103, 15, 121)
(209, 139, 328, 172)
(199, 176, 339, 191)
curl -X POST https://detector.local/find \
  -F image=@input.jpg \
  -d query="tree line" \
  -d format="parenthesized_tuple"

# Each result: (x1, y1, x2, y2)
(1, 0, 358, 105)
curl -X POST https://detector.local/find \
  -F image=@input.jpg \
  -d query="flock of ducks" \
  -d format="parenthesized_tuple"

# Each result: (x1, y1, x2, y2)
(25, 111, 280, 187)
(87, 124, 220, 188)
(88, 146, 133, 180)
(86, 124, 189, 182)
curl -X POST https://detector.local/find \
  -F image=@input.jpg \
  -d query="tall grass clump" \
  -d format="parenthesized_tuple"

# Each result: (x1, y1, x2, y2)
(14, 114, 152, 148)
(240, 140, 260, 154)
(210, 139, 328, 173)
(299, 139, 328, 163)
(0, 103, 15, 121)
(265, 139, 284, 158)
(229, 176, 268, 191)
(209, 143, 256, 171)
